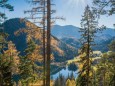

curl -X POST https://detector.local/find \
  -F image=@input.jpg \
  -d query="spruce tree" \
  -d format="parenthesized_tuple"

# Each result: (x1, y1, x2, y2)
(77, 5, 98, 86)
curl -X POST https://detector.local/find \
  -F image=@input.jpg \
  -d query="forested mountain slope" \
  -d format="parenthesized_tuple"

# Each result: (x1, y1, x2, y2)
(4, 18, 77, 62)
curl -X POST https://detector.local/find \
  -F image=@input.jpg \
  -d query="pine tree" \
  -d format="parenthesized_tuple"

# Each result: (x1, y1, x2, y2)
(77, 5, 98, 86)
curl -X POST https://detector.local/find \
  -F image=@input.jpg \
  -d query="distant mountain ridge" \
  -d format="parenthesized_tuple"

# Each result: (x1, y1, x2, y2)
(52, 25, 115, 52)
(4, 18, 77, 62)
(51, 25, 81, 39)
(52, 25, 115, 39)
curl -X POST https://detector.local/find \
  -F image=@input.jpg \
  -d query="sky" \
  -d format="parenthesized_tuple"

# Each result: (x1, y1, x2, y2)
(4, 0, 115, 28)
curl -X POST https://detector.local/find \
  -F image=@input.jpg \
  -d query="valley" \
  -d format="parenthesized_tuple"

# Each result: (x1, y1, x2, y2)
(0, 0, 115, 86)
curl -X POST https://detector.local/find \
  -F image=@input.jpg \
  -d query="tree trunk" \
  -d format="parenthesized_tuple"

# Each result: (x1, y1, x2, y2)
(87, 14, 90, 86)
(46, 0, 51, 86)
(43, 0, 46, 86)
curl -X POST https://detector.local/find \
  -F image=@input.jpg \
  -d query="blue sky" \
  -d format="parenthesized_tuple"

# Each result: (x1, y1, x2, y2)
(5, 0, 115, 28)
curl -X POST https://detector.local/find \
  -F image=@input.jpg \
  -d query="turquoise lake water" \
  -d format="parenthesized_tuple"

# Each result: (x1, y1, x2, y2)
(51, 67, 78, 80)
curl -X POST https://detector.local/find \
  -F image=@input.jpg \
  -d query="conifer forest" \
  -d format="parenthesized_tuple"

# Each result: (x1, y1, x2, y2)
(0, 0, 115, 86)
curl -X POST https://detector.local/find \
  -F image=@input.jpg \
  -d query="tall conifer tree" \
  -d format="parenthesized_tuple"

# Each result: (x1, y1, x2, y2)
(77, 5, 98, 86)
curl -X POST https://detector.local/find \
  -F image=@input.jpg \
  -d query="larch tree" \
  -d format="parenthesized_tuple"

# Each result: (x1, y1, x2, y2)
(66, 79, 72, 86)
(3, 41, 20, 85)
(77, 5, 98, 86)
(4, 41, 20, 73)
(0, 0, 13, 85)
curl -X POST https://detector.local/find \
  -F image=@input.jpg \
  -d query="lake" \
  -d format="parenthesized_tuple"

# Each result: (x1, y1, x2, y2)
(51, 67, 78, 80)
